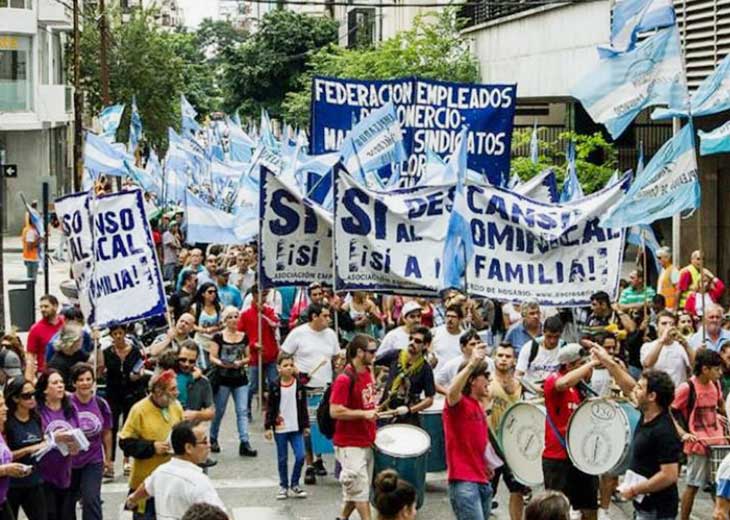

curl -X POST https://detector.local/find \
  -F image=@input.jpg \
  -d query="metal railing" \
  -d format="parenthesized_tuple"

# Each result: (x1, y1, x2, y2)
(459, 1, 541, 28)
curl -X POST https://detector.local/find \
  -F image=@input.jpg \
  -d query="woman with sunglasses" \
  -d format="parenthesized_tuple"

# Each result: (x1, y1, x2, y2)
(191, 282, 222, 363)
(210, 306, 256, 457)
(36, 369, 81, 520)
(69, 363, 112, 520)
(100, 323, 146, 481)
(4, 378, 46, 520)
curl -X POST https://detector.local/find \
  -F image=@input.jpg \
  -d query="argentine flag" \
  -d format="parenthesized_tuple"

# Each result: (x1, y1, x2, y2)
(698, 120, 730, 156)
(84, 131, 129, 176)
(181, 95, 200, 137)
(99, 104, 125, 143)
(600, 0, 675, 56)
(601, 123, 700, 228)
(572, 26, 688, 139)
(129, 96, 143, 153)
(560, 142, 584, 202)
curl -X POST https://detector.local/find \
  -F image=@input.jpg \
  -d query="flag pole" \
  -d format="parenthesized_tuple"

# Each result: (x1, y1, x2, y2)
(256, 232, 264, 412)
(331, 165, 340, 340)
(642, 231, 648, 319)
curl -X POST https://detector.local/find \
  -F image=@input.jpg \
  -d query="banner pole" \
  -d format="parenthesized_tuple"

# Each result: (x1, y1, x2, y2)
(698, 209, 707, 346)
(331, 165, 340, 341)
(641, 232, 648, 319)
(257, 231, 264, 412)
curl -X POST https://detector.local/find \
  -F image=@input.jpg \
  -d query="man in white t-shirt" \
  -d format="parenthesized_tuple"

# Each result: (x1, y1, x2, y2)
(431, 304, 465, 372)
(515, 315, 564, 387)
(376, 300, 423, 359)
(641, 310, 693, 388)
(280, 302, 340, 484)
(435, 329, 495, 393)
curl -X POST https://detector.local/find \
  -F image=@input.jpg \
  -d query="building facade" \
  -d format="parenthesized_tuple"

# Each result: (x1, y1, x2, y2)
(0, 0, 74, 233)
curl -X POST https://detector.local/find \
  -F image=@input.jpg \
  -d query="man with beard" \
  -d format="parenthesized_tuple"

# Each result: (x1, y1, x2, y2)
(27, 294, 65, 378)
(376, 301, 423, 360)
(376, 326, 435, 425)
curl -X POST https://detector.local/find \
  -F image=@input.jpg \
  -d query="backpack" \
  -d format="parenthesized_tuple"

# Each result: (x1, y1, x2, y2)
(317, 368, 356, 440)
(674, 379, 722, 434)
(527, 339, 540, 369)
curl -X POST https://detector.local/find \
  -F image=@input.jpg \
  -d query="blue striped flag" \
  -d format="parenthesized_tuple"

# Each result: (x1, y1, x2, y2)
(600, 0, 675, 56)
(128, 96, 143, 153)
(530, 121, 539, 164)
(181, 95, 200, 137)
(560, 142, 584, 202)
(698, 121, 730, 156)
(84, 131, 130, 176)
(99, 104, 125, 143)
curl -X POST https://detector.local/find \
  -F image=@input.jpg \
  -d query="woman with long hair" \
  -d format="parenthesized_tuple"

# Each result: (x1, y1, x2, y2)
(69, 363, 112, 520)
(4, 378, 47, 520)
(36, 369, 81, 520)
(99, 323, 146, 480)
(210, 306, 256, 457)
(190, 282, 222, 362)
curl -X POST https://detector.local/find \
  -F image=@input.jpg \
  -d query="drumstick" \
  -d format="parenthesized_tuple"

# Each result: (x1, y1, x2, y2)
(376, 409, 400, 419)
(308, 358, 329, 378)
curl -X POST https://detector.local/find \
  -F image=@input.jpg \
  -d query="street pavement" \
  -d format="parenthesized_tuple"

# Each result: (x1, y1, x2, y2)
(0, 230, 716, 519)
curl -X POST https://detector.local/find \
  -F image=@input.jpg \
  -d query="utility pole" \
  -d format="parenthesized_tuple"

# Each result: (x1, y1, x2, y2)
(99, 0, 110, 105)
(73, 0, 83, 192)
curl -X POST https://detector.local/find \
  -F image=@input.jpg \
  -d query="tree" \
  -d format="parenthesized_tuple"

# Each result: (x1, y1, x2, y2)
(282, 9, 480, 127)
(220, 9, 339, 120)
(196, 18, 248, 65)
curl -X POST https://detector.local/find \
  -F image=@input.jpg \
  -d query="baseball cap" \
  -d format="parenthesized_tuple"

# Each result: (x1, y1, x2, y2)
(558, 343, 587, 365)
(402, 301, 422, 317)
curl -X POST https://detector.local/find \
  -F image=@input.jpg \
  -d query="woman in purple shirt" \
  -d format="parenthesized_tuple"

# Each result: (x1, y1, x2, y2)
(69, 363, 112, 520)
(36, 369, 81, 520)
(0, 388, 36, 520)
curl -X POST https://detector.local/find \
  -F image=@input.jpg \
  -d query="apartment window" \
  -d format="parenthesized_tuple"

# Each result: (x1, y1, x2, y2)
(39, 30, 49, 84)
(0, 35, 33, 111)
(52, 32, 64, 84)
(0, 0, 32, 8)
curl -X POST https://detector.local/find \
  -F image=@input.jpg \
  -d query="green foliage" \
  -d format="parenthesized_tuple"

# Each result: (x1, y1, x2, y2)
(282, 8, 480, 127)
(220, 10, 339, 121)
(510, 129, 618, 194)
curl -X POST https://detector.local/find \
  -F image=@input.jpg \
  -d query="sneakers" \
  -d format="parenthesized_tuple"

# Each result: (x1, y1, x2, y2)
(276, 487, 288, 500)
(304, 467, 316, 485)
(312, 459, 327, 476)
(290, 486, 308, 498)
(210, 439, 221, 453)
(239, 441, 258, 457)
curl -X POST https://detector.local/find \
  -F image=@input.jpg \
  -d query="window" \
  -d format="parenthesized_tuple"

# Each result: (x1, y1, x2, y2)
(0, 0, 32, 8)
(39, 30, 49, 85)
(0, 35, 33, 111)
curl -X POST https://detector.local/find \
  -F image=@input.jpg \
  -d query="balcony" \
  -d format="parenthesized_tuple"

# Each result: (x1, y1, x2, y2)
(38, 84, 74, 123)
(458, 0, 546, 30)
(0, 5, 35, 34)
(38, 0, 73, 29)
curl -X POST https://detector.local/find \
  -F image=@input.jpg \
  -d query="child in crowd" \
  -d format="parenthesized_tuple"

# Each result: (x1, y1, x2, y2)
(265, 352, 309, 500)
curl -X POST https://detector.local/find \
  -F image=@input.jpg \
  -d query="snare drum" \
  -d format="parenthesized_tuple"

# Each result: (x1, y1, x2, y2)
(419, 397, 446, 472)
(498, 401, 546, 486)
(566, 398, 640, 475)
(307, 389, 334, 454)
(373, 424, 430, 509)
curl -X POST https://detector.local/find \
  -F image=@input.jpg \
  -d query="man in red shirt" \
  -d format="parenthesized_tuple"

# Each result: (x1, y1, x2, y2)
(330, 334, 377, 520)
(443, 342, 491, 520)
(237, 285, 280, 419)
(542, 343, 600, 520)
(26, 294, 64, 379)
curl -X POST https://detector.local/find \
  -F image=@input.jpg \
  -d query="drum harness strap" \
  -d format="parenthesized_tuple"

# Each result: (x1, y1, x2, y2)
(545, 409, 567, 449)
(383, 350, 425, 410)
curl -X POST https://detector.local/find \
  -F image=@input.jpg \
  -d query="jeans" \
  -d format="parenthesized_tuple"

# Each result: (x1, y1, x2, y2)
(70, 462, 103, 520)
(634, 510, 676, 520)
(274, 431, 305, 489)
(448, 481, 493, 520)
(211, 384, 249, 442)
(8, 484, 46, 520)
(248, 362, 278, 411)
(24, 261, 39, 280)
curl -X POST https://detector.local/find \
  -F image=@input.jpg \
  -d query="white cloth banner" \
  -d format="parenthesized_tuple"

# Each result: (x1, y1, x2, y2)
(55, 189, 166, 327)
(334, 167, 628, 305)
(260, 169, 333, 287)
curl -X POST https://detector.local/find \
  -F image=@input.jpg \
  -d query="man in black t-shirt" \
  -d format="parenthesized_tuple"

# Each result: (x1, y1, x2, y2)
(169, 270, 197, 322)
(375, 326, 436, 425)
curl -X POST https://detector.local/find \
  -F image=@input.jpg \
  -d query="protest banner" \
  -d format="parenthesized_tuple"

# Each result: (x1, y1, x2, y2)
(310, 77, 517, 186)
(55, 189, 167, 327)
(260, 169, 334, 287)
(334, 167, 629, 305)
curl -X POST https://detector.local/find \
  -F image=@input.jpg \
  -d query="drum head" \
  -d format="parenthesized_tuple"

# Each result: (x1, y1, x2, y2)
(375, 424, 431, 458)
(499, 402, 546, 486)
(567, 398, 634, 475)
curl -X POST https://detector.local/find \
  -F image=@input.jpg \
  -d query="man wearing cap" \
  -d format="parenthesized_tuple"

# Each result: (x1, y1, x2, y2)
(215, 268, 242, 309)
(656, 247, 680, 311)
(542, 343, 600, 520)
(375, 300, 423, 360)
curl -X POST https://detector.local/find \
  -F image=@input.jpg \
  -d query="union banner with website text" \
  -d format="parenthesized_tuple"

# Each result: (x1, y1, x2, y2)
(260, 169, 333, 287)
(334, 169, 629, 305)
(55, 189, 166, 327)
(310, 76, 517, 186)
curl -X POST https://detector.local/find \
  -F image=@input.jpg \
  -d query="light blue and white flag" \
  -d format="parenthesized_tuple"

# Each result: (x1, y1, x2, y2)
(572, 26, 688, 139)
(226, 116, 255, 162)
(260, 109, 277, 150)
(600, 0, 675, 56)
(441, 129, 474, 290)
(698, 120, 730, 155)
(185, 190, 243, 244)
(627, 224, 662, 272)
(84, 131, 129, 176)
(601, 123, 700, 228)
(128, 96, 143, 153)
(530, 121, 539, 164)
(653, 53, 730, 120)
(340, 102, 407, 183)
(99, 104, 125, 143)
(181, 95, 200, 137)
(560, 142, 584, 202)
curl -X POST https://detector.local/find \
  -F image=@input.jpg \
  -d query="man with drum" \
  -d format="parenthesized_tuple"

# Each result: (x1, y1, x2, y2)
(330, 335, 378, 520)
(375, 326, 436, 425)
(444, 340, 492, 520)
(671, 349, 726, 520)
(542, 343, 600, 520)
(515, 316, 564, 388)
(641, 310, 694, 388)
(488, 342, 527, 520)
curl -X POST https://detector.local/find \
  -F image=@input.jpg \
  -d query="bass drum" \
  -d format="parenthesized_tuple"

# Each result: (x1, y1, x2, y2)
(498, 401, 546, 486)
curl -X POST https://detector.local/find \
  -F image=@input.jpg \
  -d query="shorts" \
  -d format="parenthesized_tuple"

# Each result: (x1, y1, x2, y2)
(335, 446, 373, 502)
(685, 453, 711, 488)
(493, 462, 529, 494)
(543, 458, 598, 511)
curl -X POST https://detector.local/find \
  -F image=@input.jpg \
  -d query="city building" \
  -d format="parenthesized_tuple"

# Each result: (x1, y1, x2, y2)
(117, 0, 184, 30)
(0, 0, 74, 233)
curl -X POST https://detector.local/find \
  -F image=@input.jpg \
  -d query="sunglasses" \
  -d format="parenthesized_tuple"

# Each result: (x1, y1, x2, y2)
(409, 337, 425, 345)
(19, 392, 35, 400)
(205, 290, 217, 294)
(178, 358, 196, 365)
(366, 348, 378, 354)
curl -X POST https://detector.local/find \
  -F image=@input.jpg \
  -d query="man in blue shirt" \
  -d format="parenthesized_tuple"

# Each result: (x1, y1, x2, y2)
(504, 301, 542, 354)
(215, 269, 242, 309)
(689, 304, 730, 351)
